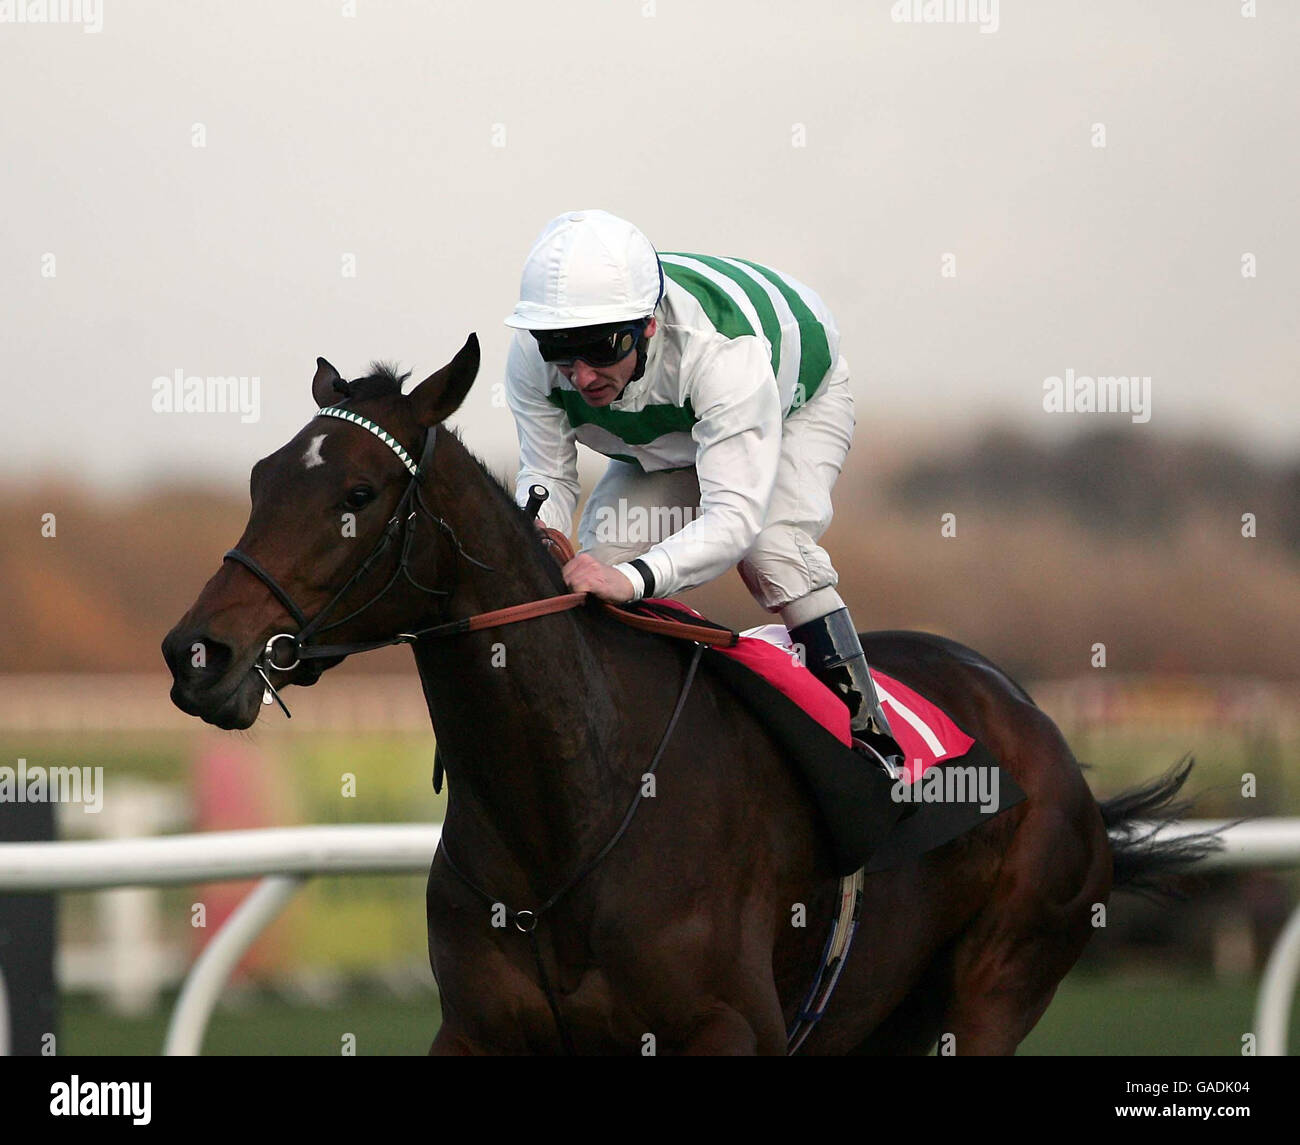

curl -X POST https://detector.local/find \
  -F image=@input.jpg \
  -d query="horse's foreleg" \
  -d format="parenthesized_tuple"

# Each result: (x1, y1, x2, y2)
(673, 1003, 762, 1055)
(668, 974, 789, 1056)
(429, 1023, 475, 1055)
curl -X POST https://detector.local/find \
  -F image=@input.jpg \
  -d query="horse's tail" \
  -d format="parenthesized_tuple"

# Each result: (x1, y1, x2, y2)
(1098, 756, 1226, 899)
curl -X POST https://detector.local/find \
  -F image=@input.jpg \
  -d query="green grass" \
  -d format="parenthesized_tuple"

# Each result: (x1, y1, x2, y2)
(54, 972, 1298, 1056)
(1020, 972, 1294, 1056)
(60, 989, 443, 1057)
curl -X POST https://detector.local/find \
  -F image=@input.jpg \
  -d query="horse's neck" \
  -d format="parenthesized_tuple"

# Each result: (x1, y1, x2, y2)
(410, 438, 647, 889)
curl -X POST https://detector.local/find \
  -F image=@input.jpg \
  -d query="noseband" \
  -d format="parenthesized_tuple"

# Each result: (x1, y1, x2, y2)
(222, 407, 493, 706)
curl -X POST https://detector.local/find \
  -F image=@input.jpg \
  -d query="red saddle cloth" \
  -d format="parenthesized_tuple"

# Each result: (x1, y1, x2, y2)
(642, 602, 973, 782)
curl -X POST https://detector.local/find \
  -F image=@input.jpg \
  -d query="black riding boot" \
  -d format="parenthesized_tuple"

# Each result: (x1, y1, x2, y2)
(788, 607, 905, 778)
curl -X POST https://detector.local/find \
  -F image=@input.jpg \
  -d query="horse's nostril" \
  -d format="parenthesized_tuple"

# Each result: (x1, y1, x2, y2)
(164, 631, 233, 687)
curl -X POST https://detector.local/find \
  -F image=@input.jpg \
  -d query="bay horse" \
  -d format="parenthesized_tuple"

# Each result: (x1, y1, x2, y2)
(163, 335, 1218, 1055)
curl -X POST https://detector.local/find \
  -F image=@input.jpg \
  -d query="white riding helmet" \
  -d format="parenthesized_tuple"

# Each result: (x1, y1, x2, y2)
(504, 209, 664, 331)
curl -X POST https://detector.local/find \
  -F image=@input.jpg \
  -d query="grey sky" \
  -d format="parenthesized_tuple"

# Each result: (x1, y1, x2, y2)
(2, 0, 1296, 494)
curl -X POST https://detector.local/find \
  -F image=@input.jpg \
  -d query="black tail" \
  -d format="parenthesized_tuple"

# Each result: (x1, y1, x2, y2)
(1099, 756, 1226, 900)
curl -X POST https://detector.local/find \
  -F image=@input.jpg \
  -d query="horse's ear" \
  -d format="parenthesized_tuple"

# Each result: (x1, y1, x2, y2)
(312, 357, 348, 407)
(409, 333, 480, 427)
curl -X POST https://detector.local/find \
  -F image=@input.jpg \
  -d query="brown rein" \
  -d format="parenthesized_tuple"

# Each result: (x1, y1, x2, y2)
(462, 526, 738, 648)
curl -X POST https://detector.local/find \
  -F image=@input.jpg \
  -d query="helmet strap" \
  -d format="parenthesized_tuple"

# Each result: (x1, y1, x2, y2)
(629, 316, 655, 383)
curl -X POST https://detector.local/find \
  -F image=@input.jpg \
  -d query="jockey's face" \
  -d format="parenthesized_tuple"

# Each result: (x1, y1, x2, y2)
(558, 318, 657, 407)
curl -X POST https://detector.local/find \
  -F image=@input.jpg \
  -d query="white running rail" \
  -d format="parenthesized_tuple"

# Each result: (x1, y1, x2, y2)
(0, 819, 1298, 1055)
(0, 825, 439, 1055)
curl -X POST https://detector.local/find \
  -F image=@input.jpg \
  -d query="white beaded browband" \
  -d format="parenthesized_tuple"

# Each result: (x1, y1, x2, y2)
(314, 407, 418, 475)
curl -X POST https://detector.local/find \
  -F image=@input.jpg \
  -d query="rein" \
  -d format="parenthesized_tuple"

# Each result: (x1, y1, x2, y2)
(265, 524, 738, 662)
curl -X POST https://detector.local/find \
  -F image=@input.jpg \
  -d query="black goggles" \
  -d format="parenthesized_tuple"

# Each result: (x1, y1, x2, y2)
(531, 319, 648, 368)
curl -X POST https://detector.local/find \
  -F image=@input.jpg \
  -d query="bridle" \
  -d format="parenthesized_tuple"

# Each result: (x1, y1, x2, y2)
(222, 405, 493, 714)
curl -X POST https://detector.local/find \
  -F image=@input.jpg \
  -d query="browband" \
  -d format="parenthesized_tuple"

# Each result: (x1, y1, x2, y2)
(316, 407, 419, 475)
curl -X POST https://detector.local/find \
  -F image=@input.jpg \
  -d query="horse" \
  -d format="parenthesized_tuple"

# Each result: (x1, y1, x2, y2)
(162, 334, 1219, 1055)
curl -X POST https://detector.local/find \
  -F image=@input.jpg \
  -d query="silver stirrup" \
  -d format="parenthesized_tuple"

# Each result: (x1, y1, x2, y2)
(852, 737, 902, 781)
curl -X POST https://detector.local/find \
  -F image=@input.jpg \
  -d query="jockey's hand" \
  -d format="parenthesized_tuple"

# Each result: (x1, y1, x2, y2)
(562, 552, 635, 603)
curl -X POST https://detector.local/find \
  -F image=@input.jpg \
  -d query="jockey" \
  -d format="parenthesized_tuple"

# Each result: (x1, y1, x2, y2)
(504, 209, 902, 771)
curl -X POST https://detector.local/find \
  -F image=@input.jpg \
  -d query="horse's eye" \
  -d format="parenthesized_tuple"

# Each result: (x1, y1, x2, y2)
(345, 486, 375, 509)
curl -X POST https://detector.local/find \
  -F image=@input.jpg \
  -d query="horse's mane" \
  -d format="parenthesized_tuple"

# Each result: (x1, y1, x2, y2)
(339, 361, 410, 402)
(456, 430, 570, 595)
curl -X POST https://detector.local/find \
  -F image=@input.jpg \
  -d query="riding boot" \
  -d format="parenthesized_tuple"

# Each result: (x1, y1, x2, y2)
(787, 607, 905, 779)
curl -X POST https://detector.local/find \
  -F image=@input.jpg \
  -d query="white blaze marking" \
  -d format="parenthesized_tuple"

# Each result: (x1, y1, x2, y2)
(303, 434, 326, 469)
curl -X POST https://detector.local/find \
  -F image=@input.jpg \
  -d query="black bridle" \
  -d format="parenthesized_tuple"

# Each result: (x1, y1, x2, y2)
(222, 415, 494, 712)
